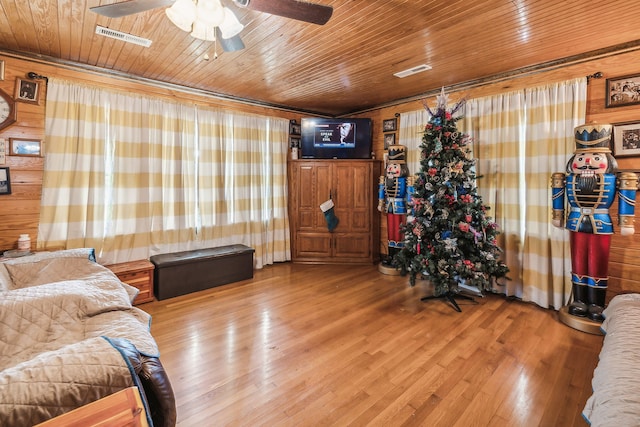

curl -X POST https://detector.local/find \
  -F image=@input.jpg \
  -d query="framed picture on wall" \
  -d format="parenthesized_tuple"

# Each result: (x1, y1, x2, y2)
(606, 74, 640, 108)
(289, 136, 300, 148)
(383, 133, 396, 150)
(10, 138, 42, 157)
(0, 167, 10, 195)
(612, 121, 640, 157)
(289, 120, 301, 136)
(14, 78, 40, 105)
(382, 118, 397, 132)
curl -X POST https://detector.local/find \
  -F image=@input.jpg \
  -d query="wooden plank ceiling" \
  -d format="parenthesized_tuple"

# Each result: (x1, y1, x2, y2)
(1, 0, 640, 116)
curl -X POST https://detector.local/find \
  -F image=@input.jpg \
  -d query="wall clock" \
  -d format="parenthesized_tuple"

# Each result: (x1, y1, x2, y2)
(0, 87, 16, 131)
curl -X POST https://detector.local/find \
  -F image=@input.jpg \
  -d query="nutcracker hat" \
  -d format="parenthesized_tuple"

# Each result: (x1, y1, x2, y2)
(387, 144, 406, 164)
(574, 123, 612, 153)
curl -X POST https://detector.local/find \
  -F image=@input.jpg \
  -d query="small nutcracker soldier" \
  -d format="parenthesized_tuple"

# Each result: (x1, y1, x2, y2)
(378, 144, 413, 269)
(551, 122, 637, 322)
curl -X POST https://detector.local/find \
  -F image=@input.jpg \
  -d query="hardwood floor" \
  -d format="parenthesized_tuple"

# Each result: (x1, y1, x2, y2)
(141, 263, 603, 427)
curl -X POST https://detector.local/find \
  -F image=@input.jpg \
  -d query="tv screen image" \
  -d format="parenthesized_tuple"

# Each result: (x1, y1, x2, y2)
(312, 122, 357, 147)
(300, 118, 372, 159)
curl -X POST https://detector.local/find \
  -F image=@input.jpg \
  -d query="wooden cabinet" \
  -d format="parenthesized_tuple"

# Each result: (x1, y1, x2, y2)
(288, 159, 381, 264)
(106, 260, 155, 305)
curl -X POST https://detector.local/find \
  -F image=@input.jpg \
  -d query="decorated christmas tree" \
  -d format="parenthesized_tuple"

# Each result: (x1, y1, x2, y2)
(394, 89, 509, 304)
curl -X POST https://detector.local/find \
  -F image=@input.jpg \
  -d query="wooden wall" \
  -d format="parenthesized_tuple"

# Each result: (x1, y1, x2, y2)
(0, 58, 46, 253)
(1, 50, 638, 300)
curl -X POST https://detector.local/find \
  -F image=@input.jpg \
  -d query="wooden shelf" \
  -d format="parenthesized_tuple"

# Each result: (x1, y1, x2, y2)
(106, 260, 155, 305)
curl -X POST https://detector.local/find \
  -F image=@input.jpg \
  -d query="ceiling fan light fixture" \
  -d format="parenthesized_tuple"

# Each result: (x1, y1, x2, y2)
(165, 0, 197, 32)
(191, 20, 217, 41)
(165, 0, 244, 44)
(196, 0, 225, 27)
(219, 7, 244, 39)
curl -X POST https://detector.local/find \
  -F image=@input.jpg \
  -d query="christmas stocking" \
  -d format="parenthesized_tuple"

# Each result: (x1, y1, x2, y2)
(320, 199, 339, 232)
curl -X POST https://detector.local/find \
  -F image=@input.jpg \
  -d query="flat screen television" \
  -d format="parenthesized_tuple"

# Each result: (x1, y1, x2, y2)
(300, 117, 373, 159)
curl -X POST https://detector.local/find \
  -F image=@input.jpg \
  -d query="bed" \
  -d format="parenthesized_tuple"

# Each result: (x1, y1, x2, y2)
(0, 248, 176, 426)
(582, 293, 640, 426)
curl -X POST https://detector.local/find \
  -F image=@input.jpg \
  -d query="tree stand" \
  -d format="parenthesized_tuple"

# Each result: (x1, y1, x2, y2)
(421, 291, 477, 312)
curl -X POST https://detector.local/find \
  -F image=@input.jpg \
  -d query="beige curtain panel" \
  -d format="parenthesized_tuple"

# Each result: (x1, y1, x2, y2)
(40, 78, 290, 268)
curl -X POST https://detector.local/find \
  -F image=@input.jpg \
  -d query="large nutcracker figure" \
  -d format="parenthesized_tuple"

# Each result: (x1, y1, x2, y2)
(551, 122, 637, 322)
(378, 144, 413, 270)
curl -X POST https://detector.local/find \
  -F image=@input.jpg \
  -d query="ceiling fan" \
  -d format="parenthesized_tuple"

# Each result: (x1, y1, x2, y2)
(90, 0, 333, 52)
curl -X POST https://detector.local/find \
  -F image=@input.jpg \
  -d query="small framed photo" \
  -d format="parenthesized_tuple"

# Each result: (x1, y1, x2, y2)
(15, 78, 40, 104)
(10, 138, 42, 157)
(289, 120, 301, 136)
(383, 118, 397, 132)
(612, 121, 640, 157)
(384, 133, 396, 150)
(606, 74, 640, 108)
(289, 136, 300, 148)
(0, 167, 10, 195)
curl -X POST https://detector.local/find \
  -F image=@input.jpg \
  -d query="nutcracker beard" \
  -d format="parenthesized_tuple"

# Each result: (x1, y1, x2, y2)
(568, 231, 611, 322)
(577, 173, 597, 192)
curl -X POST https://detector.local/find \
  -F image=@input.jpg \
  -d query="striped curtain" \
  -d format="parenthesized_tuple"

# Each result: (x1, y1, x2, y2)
(40, 78, 290, 267)
(398, 109, 430, 175)
(461, 78, 586, 308)
(195, 108, 291, 266)
(400, 78, 586, 309)
(461, 91, 526, 298)
(521, 79, 585, 308)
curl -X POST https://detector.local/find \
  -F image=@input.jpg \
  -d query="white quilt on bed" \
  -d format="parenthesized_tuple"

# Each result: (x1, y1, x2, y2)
(0, 250, 159, 425)
(582, 293, 640, 426)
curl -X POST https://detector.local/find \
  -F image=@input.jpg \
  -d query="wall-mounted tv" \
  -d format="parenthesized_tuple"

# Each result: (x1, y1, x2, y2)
(300, 117, 373, 159)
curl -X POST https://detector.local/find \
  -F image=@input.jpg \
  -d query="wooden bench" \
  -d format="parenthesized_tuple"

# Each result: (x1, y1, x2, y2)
(150, 245, 254, 300)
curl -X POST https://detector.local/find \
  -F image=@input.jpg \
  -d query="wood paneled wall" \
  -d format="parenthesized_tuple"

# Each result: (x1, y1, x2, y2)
(0, 58, 46, 253)
(1, 51, 638, 301)
(363, 50, 640, 300)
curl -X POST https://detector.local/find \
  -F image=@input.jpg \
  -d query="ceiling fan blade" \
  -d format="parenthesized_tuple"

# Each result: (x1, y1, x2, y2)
(216, 28, 245, 52)
(90, 0, 175, 18)
(234, 0, 333, 25)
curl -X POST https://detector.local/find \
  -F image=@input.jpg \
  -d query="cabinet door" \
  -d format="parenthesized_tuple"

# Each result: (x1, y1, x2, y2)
(333, 232, 372, 259)
(295, 231, 332, 258)
(296, 162, 331, 231)
(333, 162, 372, 233)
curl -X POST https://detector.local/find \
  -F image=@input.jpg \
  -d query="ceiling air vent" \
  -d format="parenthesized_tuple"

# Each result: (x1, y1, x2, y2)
(95, 25, 152, 47)
(394, 64, 432, 78)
